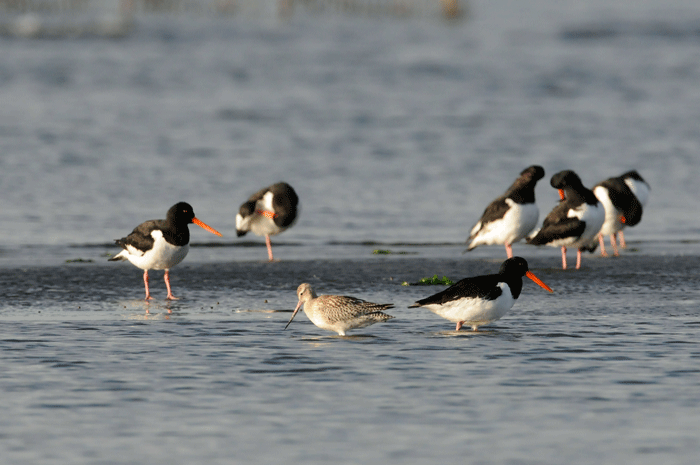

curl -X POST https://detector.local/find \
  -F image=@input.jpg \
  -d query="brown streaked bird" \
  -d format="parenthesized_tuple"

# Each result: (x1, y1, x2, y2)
(285, 283, 394, 336)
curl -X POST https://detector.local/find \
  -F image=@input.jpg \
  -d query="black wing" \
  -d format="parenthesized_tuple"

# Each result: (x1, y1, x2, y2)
(470, 196, 510, 238)
(600, 179, 643, 226)
(115, 219, 162, 253)
(527, 203, 586, 245)
(410, 274, 503, 307)
(271, 183, 299, 228)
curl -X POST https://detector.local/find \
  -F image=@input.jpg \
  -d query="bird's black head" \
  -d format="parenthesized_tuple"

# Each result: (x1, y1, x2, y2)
(167, 202, 196, 224)
(499, 256, 530, 277)
(501, 256, 553, 293)
(550, 170, 583, 190)
(521, 165, 545, 182)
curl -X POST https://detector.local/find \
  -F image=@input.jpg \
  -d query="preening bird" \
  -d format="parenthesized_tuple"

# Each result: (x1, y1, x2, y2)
(236, 182, 299, 261)
(466, 165, 545, 258)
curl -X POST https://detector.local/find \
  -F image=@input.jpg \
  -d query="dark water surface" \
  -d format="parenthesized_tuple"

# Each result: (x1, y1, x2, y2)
(2, 0, 700, 463)
(2, 243, 700, 464)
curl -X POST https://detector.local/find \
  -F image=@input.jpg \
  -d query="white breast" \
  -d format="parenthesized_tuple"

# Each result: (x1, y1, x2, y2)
(470, 200, 539, 247)
(123, 230, 189, 270)
(571, 202, 605, 247)
(593, 186, 624, 236)
(423, 283, 515, 326)
(236, 191, 286, 237)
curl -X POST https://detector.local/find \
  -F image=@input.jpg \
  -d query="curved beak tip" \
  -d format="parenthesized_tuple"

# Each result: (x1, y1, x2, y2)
(284, 303, 302, 330)
(284, 314, 297, 330)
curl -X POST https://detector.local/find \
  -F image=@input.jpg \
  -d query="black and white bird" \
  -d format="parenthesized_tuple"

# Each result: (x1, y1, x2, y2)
(617, 170, 650, 249)
(236, 182, 299, 261)
(109, 202, 222, 300)
(527, 170, 605, 270)
(409, 257, 553, 331)
(466, 165, 545, 258)
(588, 170, 649, 256)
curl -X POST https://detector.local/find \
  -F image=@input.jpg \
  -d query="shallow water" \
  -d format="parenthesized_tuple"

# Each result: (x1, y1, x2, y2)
(2, 0, 700, 463)
(2, 246, 700, 464)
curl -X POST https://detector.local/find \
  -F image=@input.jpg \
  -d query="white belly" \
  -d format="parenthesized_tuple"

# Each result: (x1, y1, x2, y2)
(423, 283, 515, 326)
(470, 200, 539, 247)
(236, 191, 287, 237)
(594, 186, 624, 236)
(123, 231, 189, 270)
(546, 202, 605, 249)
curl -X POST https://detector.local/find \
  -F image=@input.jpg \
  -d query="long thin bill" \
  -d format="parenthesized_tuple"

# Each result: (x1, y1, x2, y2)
(192, 217, 222, 236)
(284, 302, 303, 330)
(526, 271, 553, 293)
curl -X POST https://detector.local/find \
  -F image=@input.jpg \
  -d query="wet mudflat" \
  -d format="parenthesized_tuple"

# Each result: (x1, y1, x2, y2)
(1, 243, 699, 464)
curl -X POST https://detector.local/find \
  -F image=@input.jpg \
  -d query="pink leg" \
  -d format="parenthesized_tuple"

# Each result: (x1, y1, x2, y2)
(143, 270, 153, 300)
(561, 246, 567, 270)
(598, 234, 608, 257)
(505, 243, 513, 258)
(618, 230, 627, 248)
(455, 321, 463, 331)
(164, 269, 179, 300)
(610, 234, 620, 256)
(576, 249, 582, 269)
(265, 234, 274, 262)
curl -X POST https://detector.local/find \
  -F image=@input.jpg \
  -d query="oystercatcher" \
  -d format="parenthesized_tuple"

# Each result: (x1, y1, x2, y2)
(589, 171, 648, 256)
(466, 165, 545, 258)
(236, 182, 299, 261)
(618, 170, 650, 248)
(284, 283, 394, 336)
(109, 202, 222, 300)
(527, 170, 605, 270)
(409, 257, 553, 331)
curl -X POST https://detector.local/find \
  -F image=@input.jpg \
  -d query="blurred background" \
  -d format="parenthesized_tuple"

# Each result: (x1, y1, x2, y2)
(1, 0, 700, 264)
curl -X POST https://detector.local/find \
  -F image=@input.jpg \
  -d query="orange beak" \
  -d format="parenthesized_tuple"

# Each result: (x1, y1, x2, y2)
(619, 215, 626, 224)
(558, 189, 566, 201)
(284, 300, 303, 330)
(192, 217, 222, 236)
(526, 270, 553, 293)
(256, 209, 278, 220)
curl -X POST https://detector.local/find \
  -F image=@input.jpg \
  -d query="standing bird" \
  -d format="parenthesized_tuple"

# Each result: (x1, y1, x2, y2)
(236, 182, 299, 261)
(527, 170, 605, 270)
(409, 257, 553, 331)
(109, 202, 222, 300)
(589, 170, 649, 256)
(284, 283, 394, 336)
(617, 170, 650, 249)
(466, 165, 545, 258)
